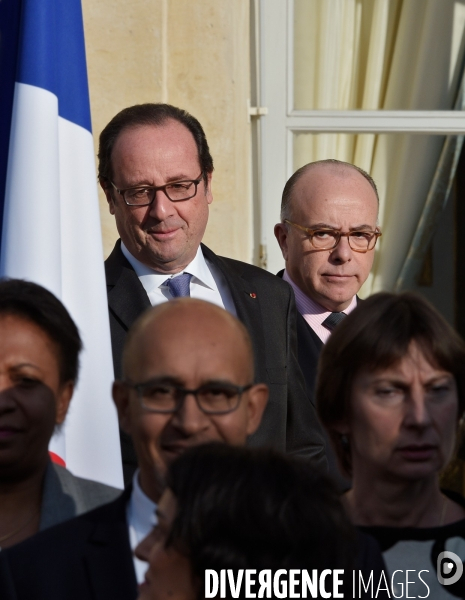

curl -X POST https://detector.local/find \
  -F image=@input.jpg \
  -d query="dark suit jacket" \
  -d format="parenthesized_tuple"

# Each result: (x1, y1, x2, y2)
(276, 269, 325, 399)
(0, 490, 387, 600)
(106, 241, 327, 482)
(295, 309, 323, 401)
(276, 269, 355, 490)
(0, 488, 137, 600)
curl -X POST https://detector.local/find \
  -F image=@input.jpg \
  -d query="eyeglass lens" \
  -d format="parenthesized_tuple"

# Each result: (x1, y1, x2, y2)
(139, 382, 241, 413)
(124, 180, 198, 205)
(311, 230, 377, 251)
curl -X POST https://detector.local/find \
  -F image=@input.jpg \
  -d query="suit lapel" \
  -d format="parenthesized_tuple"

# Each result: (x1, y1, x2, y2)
(201, 245, 267, 375)
(276, 268, 323, 353)
(85, 524, 137, 600)
(105, 241, 151, 331)
(39, 461, 76, 530)
(84, 488, 137, 600)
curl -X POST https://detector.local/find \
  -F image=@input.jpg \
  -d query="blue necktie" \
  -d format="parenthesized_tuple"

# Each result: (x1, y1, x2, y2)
(164, 273, 193, 298)
(322, 312, 346, 332)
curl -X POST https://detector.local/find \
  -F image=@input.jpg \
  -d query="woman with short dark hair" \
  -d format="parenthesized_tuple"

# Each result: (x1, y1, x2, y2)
(317, 292, 465, 598)
(137, 443, 358, 600)
(0, 279, 119, 549)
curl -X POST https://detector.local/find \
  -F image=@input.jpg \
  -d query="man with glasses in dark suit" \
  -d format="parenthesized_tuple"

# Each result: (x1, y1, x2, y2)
(0, 299, 269, 600)
(274, 159, 381, 486)
(98, 104, 326, 483)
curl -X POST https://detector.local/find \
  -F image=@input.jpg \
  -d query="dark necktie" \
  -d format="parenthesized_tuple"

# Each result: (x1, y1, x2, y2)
(322, 311, 347, 332)
(164, 273, 193, 298)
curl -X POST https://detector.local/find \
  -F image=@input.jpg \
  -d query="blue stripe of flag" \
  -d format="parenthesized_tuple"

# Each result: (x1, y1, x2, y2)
(0, 0, 92, 248)
(17, 0, 92, 133)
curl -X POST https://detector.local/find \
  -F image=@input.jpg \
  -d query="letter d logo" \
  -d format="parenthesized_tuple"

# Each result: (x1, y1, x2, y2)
(437, 551, 463, 586)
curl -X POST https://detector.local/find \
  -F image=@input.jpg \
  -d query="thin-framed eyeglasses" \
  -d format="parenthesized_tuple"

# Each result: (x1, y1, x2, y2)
(284, 219, 382, 253)
(124, 378, 253, 415)
(110, 173, 204, 206)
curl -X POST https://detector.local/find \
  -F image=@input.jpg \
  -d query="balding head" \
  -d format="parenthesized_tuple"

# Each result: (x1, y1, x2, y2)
(113, 299, 268, 502)
(274, 159, 380, 313)
(123, 298, 254, 382)
(280, 159, 378, 222)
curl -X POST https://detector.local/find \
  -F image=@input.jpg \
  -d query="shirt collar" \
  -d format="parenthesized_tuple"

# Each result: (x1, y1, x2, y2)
(121, 242, 216, 292)
(129, 469, 157, 533)
(283, 269, 357, 321)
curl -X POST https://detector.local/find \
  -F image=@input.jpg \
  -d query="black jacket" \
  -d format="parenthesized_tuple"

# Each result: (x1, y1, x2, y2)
(0, 489, 387, 600)
(105, 241, 327, 482)
(0, 488, 137, 600)
(276, 269, 353, 490)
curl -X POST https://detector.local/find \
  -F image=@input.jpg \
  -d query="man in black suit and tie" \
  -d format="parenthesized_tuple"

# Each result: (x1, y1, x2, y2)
(98, 103, 326, 482)
(0, 299, 269, 600)
(274, 160, 381, 484)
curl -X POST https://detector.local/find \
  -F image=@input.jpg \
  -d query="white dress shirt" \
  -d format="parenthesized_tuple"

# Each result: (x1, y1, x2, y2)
(283, 269, 357, 343)
(121, 242, 236, 315)
(126, 470, 157, 584)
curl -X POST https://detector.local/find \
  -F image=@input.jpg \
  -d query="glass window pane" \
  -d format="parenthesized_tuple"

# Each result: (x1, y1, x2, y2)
(293, 0, 465, 110)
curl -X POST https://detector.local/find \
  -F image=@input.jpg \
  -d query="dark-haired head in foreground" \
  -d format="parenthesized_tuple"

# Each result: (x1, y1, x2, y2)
(137, 443, 355, 600)
(317, 291, 465, 528)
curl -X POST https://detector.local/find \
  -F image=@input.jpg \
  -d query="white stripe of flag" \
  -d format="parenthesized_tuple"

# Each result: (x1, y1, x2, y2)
(0, 0, 123, 488)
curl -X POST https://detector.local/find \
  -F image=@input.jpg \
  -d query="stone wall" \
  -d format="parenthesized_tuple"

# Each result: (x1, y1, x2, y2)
(82, 0, 252, 262)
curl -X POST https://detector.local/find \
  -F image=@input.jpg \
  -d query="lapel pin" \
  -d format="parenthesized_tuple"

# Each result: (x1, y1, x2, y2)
(249, 292, 257, 299)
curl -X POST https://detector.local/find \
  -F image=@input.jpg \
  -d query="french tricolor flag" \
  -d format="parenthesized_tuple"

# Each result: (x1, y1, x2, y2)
(0, 0, 123, 488)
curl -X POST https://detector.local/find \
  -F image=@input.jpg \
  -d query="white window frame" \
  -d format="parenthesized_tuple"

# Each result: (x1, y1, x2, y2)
(257, 0, 465, 274)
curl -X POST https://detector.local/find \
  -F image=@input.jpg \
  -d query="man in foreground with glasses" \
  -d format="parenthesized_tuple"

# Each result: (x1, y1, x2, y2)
(100, 103, 326, 483)
(274, 159, 380, 486)
(0, 299, 268, 600)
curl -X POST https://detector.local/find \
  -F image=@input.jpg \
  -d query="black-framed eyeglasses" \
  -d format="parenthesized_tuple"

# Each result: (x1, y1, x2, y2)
(124, 378, 253, 415)
(110, 173, 204, 206)
(284, 220, 382, 253)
